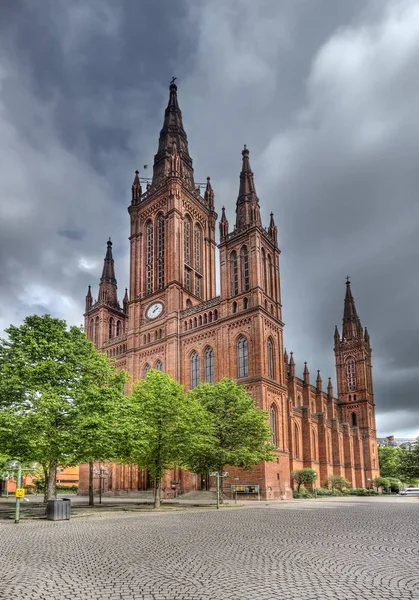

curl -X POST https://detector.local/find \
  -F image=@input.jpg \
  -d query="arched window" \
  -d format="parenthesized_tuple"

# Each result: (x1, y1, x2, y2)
(144, 363, 151, 377)
(268, 254, 273, 298)
(346, 357, 356, 391)
(297, 395, 302, 408)
(198, 315, 202, 326)
(191, 351, 200, 389)
(312, 429, 317, 461)
(209, 311, 213, 323)
(261, 248, 267, 292)
(157, 214, 165, 290)
(270, 404, 278, 446)
(240, 245, 249, 291)
(267, 337, 274, 379)
(155, 360, 163, 372)
(243, 297, 248, 309)
(186, 299, 192, 309)
(94, 316, 99, 346)
(109, 317, 114, 339)
(184, 216, 191, 266)
(233, 301, 237, 313)
(351, 412, 357, 427)
(116, 320, 121, 336)
(294, 423, 300, 458)
(195, 274, 202, 298)
(205, 347, 215, 383)
(89, 319, 94, 340)
(231, 251, 238, 296)
(213, 309, 218, 320)
(237, 336, 249, 378)
(146, 220, 154, 295)
(194, 223, 202, 272)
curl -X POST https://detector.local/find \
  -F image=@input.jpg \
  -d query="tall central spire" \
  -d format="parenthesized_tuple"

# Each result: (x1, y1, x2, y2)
(152, 80, 194, 188)
(235, 146, 261, 230)
(341, 278, 363, 340)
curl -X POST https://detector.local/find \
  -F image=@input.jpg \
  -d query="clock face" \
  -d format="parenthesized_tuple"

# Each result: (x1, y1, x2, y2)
(146, 302, 163, 320)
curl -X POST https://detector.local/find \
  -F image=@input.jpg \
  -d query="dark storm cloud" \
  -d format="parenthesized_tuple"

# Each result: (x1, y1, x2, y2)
(0, 0, 417, 437)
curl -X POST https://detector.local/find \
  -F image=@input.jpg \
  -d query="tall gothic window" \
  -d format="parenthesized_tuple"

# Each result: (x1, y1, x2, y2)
(346, 357, 356, 391)
(144, 363, 151, 377)
(191, 351, 200, 389)
(267, 337, 274, 379)
(270, 404, 278, 446)
(312, 429, 317, 461)
(351, 412, 357, 427)
(94, 316, 99, 346)
(268, 254, 273, 298)
(195, 274, 202, 298)
(231, 251, 238, 296)
(261, 248, 267, 292)
(240, 246, 249, 291)
(109, 317, 114, 339)
(294, 423, 300, 458)
(89, 319, 94, 341)
(116, 320, 121, 336)
(146, 220, 153, 295)
(205, 347, 215, 383)
(184, 267, 191, 292)
(157, 214, 165, 290)
(194, 223, 202, 272)
(237, 336, 249, 378)
(184, 216, 191, 266)
(155, 360, 163, 372)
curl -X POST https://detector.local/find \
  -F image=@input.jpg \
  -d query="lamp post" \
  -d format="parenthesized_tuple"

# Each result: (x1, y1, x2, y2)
(93, 466, 108, 504)
(6, 461, 39, 524)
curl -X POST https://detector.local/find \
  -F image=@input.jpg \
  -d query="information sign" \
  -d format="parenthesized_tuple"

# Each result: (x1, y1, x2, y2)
(15, 488, 25, 498)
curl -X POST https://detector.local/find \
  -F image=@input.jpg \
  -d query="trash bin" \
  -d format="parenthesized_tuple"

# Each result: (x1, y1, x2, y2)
(46, 499, 71, 521)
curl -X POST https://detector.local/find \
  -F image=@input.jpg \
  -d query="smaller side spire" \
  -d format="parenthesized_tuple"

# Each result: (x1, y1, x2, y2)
(219, 206, 229, 240)
(327, 377, 333, 397)
(364, 326, 370, 346)
(85, 284, 92, 313)
(334, 325, 340, 347)
(268, 212, 278, 244)
(316, 370, 322, 391)
(204, 176, 214, 210)
(131, 170, 142, 204)
(123, 288, 129, 314)
(284, 348, 289, 378)
(303, 362, 310, 384)
(289, 352, 295, 377)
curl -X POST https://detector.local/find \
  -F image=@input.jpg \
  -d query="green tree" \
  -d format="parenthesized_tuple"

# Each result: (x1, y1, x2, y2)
(324, 474, 350, 492)
(0, 314, 128, 502)
(398, 439, 419, 484)
(372, 476, 390, 492)
(292, 468, 318, 493)
(187, 378, 275, 501)
(122, 370, 209, 508)
(378, 445, 403, 479)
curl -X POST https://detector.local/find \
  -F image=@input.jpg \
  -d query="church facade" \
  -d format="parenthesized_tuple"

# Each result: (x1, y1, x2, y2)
(82, 82, 379, 499)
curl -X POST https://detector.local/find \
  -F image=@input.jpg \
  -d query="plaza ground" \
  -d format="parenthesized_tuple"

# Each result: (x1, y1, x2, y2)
(0, 496, 418, 600)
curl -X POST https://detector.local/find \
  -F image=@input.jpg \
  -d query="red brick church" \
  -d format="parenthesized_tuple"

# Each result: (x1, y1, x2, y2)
(81, 82, 379, 499)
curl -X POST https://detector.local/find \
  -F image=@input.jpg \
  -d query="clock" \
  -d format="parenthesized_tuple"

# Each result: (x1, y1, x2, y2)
(146, 302, 163, 320)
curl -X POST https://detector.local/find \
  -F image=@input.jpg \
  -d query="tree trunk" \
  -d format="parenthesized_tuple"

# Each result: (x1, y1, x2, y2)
(88, 461, 94, 506)
(46, 460, 57, 501)
(43, 466, 49, 503)
(153, 478, 161, 509)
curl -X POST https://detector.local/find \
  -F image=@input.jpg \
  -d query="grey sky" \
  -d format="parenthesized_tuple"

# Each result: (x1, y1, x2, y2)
(0, 0, 418, 437)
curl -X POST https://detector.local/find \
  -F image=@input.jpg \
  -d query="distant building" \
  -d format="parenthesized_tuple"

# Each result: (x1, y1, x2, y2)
(81, 82, 379, 499)
(377, 436, 415, 448)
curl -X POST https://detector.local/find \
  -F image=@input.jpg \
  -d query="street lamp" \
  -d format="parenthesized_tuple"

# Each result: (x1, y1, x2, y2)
(6, 461, 39, 524)
(93, 466, 108, 504)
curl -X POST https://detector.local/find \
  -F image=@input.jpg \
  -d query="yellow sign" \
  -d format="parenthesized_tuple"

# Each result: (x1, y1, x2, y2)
(15, 488, 25, 498)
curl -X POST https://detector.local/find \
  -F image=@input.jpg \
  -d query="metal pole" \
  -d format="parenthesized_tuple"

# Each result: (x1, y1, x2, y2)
(15, 464, 22, 524)
(99, 473, 102, 505)
(216, 474, 220, 510)
(235, 487, 237, 505)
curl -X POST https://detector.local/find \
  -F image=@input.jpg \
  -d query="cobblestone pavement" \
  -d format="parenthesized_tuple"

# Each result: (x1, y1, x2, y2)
(0, 498, 418, 600)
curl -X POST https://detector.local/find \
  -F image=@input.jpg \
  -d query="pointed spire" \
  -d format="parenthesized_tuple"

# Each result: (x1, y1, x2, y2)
(235, 146, 262, 230)
(342, 277, 363, 340)
(85, 284, 92, 313)
(284, 348, 288, 365)
(131, 170, 142, 204)
(219, 206, 229, 240)
(327, 377, 333, 397)
(123, 288, 129, 314)
(316, 370, 322, 391)
(289, 351, 295, 377)
(268, 212, 278, 244)
(364, 326, 370, 346)
(334, 325, 340, 346)
(98, 238, 118, 307)
(152, 80, 194, 188)
(204, 176, 214, 210)
(303, 362, 310, 384)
